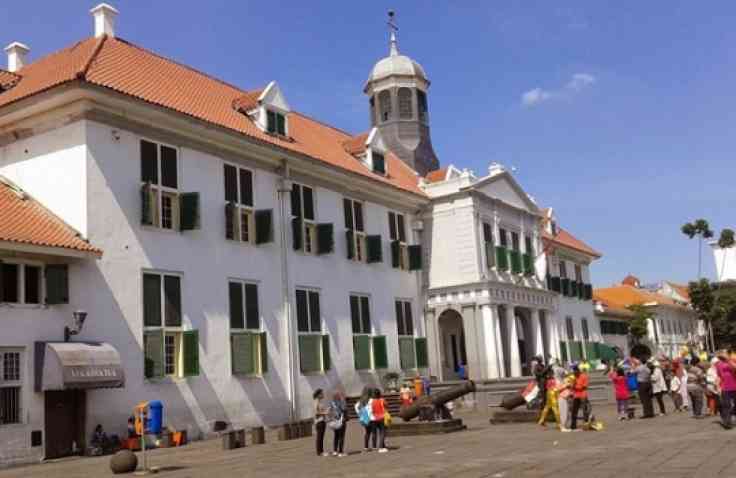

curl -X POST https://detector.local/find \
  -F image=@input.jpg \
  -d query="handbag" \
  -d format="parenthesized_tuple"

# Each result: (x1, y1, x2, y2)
(383, 410, 392, 427)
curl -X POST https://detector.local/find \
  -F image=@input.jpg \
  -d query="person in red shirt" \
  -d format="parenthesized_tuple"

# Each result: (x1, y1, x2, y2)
(570, 364, 589, 430)
(715, 349, 736, 429)
(609, 367, 630, 420)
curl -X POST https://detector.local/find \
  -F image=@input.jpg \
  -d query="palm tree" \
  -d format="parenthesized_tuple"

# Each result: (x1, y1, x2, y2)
(681, 219, 714, 279)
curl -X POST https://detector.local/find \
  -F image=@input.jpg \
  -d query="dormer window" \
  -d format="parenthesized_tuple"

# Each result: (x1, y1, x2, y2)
(266, 110, 287, 136)
(371, 151, 386, 175)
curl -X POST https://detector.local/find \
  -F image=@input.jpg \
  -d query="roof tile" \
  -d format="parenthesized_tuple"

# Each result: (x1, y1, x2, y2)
(542, 227, 601, 258)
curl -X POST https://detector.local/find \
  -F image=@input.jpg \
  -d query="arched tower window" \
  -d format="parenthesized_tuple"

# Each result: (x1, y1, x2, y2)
(417, 90, 428, 123)
(369, 96, 377, 126)
(398, 88, 413, 119)
(378, 90, 392, 122)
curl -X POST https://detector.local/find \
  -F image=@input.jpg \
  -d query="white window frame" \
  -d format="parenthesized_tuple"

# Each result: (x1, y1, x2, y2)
(396, 299, 419, 370)
(142, 271, 185, 379)
(266, 108, 288, 137)
(296, 287, 327, 373)
(351, 293, 375, 370)
(345, 198, 367, 263)
(224, 162, 256, 245)
(389, 211, 409, 270)
(229, 279, 264, 376)
(293, 183, 317, 255)
(0, 348, 24, 426)
(141, 138, 181, 231)
(0, 260, 44, 307)
(559, 260, 568, 279)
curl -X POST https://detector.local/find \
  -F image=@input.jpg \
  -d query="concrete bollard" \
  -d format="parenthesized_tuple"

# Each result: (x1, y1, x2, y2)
(251, 426, 265, 445)
(222, 429, 245, 450)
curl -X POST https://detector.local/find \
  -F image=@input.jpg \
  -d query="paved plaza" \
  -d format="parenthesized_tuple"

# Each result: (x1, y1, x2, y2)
(1, 403, 734, 478)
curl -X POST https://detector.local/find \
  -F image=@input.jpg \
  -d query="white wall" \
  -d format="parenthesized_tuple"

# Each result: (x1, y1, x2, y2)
(712, 243, 736, 282)
(0, 122, 88, 236)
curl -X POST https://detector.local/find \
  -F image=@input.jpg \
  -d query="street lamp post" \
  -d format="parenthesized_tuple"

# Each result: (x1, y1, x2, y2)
(64, 310, 88, 342)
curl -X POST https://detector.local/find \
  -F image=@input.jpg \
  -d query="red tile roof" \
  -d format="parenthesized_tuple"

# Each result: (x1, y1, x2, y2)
(0, 36, 424, 196)
(668, 282, 691, 301)
(594, 285, 687, 310)
(542, 227, 601, 258)
(0, 69, 21, 90)
(0, 178, 101, 255)
(231, 89, 265, 113)
(341, 132, 369, 155)
(424, 167, 448, 183)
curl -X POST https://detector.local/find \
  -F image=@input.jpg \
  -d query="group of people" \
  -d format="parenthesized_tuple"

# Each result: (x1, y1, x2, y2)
(313, 386, 391, 457)
(534, 358, 594, 432)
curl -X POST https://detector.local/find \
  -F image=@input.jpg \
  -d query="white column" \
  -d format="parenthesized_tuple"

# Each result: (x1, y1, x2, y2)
(530, 309, 544, 357)
(481, 304, 501, 379)
(507, 307, 522, 377)
(548, 310, 562, 361)
(425, 308, 441, 381)
(461, 304, 483, 381)
(494, 305, 507, 378)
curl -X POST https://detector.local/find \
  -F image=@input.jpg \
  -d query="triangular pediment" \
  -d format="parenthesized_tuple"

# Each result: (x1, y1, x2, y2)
(366, 127, 387, 153)
(258, 81, 290, 113)
(472, 171, 540, 214)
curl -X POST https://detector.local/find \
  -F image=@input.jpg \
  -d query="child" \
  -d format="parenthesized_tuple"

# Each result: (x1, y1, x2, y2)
(670, 371, 683, 412)
(537, 370, 568, 431)
(609, 367, 630, 420)
(354, 387, 374, 452)
(399, 381, 414, 408)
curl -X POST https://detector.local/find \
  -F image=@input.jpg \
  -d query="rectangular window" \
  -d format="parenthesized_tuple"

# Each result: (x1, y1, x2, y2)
(229, 280, 266, 375)
(223, 164, 264, 244)
(351, 295, 378, 370)
(143, 272, 197, 379)
(0, 263, 44, 305)
(141, 139, 181, 230)
(291, 184, 318, 254)
(266, 110, 287, 136)
(559, 260, 568, 279)
(388, 212, 409, 270)
(511, 232, 520, 251)
(296, 288, 329, 373)
(396, 300, 419, 370)
(24, 266, 41, 304)
(483, 222, 495, 268)
(0, 349, 22, 425)
(574, 264, 582, 283)
(565, 317, 575, 341)
(372, 152, 386, 174)
(1, 263, 19, 303)
(499, 228, 508, 247)
(344, 198, 367, 262)
(581, 318, 590, 342)
(525, 236, 534, 256)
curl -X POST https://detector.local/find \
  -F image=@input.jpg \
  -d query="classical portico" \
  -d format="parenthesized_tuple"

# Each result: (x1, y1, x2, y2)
(425, 285, 558, 381)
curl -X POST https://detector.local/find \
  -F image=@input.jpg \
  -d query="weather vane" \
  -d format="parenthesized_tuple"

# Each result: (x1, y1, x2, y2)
(387, 10, 398, 34)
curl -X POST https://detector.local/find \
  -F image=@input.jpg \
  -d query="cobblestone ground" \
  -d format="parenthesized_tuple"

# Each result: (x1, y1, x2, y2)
(2, 404, 735, 478)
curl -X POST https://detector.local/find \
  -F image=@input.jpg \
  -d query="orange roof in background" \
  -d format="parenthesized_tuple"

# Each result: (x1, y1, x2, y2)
(668, 282, 691, 301)
(231, 89, 264, 113)
(542, 227, 601, 258)
(424, 167, 448, 183)
(593, 285, 686, 310)
(0, 36, 424, 196)
(0, 178, 101, 255)
(341, 132, 369, 155)
(0, 69, 21, 90)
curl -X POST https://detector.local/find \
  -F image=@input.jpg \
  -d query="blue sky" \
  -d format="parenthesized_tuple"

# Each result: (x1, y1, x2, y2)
(3, 1, 735, 286)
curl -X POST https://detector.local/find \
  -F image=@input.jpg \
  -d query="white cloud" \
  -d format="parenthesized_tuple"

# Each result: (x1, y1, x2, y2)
(521, 73, 596, 108)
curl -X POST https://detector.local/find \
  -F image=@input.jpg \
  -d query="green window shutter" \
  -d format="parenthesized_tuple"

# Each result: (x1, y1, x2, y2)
(164, 275, 182, 327)
(141, 140, 159, 183)
(510, 251, 522, 274)
(45, 264, 69, 305)
(415, 338, 429, 368)
(372, 153, 385, 174)
(495, 246, 508, 271)
(391, 240, 401, 268)
(388, 212, 397, 240)
(144, 329, 164, 379)
(570, 281, 578, 298)
(267, 110, 277, 133)
(231, 332, 255, 375)
(350, 296, 361, 334)
(228, 282, 244, 329)
(302, 187, 315, 220)
(245, 283, 260, 330)
(179, 192, 200, 231)
(259, 332, 268, 374)
(239, 169, 253, 207)
(408, 245, 422, 271)
(586, 342, 598, 360)
(143, 273, 162, 326)
(224, 164, 238, 202)
(183, 330, 200, 377)
(372, 336, 388, 369)
(399, 337, 417, 370)
(299, 335, 321, 373)
(353, 335, 372, 370)
(485, 242, 495, 268)
(366, 235, 383, 263)
(255, 210, 273, 244)
(561, 278, 570, 296)
(316, 223, 334, 254)
(292, 217, 303, 251)
(560, 341, 568, 363)
(322, 334, 331, 371)
(345, 230, 355, 260)
(585, 284, 593, 301)
(225, 202, 237, 240)
(276, 113, 286, 136)
(343, 198, 354, 230)
(141, 182, 154, 225)
(551, 277, 561, 293)
(290, 184, 302, 217)
(523, 254, 534, 276)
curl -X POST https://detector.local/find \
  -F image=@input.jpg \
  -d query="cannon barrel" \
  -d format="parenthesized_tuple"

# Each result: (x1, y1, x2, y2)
(399, 381, 476, 421)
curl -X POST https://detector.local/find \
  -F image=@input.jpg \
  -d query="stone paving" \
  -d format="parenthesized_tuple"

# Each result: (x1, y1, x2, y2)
(1, 403, 735, 478)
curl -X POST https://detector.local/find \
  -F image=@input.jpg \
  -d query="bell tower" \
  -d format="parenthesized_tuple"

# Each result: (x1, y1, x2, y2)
(364, 12, 439, 177)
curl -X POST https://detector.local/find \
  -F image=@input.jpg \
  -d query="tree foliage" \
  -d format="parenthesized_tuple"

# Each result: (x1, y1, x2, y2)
(719, 229, 736, 249)
(626, 304, 653, 343)
(688, 279, 736, 349)
(681, 219, 714, 239)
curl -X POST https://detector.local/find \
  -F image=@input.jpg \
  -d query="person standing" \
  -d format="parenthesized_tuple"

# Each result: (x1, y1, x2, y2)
(652, 361, 667, 416)
(715, 350, 736, 429)
(313, 389, 329, 456)
(537, 369, 568, 431)
(328, 391, 348, 457)
(670, 371, 683, 412)
(369, 389, 388, 453)
(354, 387, 374, 452)
(686, 357, 706, 418)
(633, 358, 654, 418)
(569, 365, 589, 430)
(706, 357, 721, 417)
(609, 367, 630, 420)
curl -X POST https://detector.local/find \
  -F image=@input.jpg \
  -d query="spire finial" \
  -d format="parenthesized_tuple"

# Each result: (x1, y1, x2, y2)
(387, 10, 399, 56)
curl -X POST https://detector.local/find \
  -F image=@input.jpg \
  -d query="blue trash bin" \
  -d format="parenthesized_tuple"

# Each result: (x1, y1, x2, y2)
(148, 400, 163, 434)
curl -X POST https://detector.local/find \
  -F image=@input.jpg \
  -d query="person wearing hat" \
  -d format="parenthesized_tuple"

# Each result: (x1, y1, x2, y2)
(651, 360, 667, 416)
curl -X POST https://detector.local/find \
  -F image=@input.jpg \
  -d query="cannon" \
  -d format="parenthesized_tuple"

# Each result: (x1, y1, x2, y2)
(399, 380, 476, 422)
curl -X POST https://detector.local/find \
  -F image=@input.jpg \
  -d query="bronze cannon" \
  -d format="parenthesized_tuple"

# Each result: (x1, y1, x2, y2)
(399, 380, 476, 422)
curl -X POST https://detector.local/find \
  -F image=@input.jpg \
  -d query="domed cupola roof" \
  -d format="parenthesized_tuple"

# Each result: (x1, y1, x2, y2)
(367, 34, 428, 84)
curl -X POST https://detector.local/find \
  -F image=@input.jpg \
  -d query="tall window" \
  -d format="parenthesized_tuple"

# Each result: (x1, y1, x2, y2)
(389, 212, 408, 270)
(559, 260, 568, 279)
(398, 88, 413, 119)
(395, 300, 427, 370)
(565, 317, 575, 341)
(499, 228, 508, 248)
(378, 90, 392, 122)
(224, 163, 254, 243)
(143, 272, 198, 379)
(369, 96, 376, 126)
(371, 151, 386, 175)
(296, 289, 330, 373)
(141, 139, 179, 230)
(525, 236, 534, 256)
(511, 232, 520, 251)
(291, 183, 317, 254)
(344, 198, 366, 262)
(0, 349, 22, 425)
(574, 264, 582, 283)
(581, 318, 590, 342)
(351, 295, 386, 370)
(229, 280, 267, 375)
(417, 90, 428, 123)
(1, 262, 42, 305)
(483, 222, 494, 268)
(266, 109, 287, 136)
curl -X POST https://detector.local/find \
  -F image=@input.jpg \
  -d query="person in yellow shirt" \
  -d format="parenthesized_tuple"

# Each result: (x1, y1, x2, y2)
(538, 370, 570, 431)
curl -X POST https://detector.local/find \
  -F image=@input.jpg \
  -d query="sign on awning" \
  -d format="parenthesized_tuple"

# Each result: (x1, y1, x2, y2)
(35, 342, 125, 391)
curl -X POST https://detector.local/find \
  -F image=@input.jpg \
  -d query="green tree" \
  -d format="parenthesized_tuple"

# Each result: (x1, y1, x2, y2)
(681, 219, 714, 279)
(626, 304, 653, 344)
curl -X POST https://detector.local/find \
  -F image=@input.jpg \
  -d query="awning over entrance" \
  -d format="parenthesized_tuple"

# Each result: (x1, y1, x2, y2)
(35, 342, 125, 391)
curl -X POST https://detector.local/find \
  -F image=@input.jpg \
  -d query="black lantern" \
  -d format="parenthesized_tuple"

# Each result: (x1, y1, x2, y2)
(65, 310, 88, 342)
